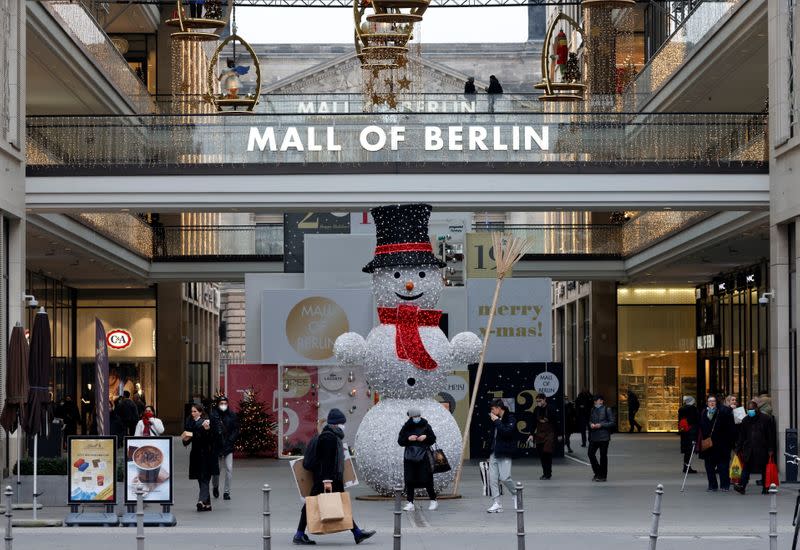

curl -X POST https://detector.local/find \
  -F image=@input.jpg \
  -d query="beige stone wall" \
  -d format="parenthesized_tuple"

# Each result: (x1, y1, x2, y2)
(220, 283, 247, 356)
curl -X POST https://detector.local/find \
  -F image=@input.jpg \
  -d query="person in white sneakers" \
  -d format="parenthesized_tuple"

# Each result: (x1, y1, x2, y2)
(487, 399, 518, 513)
(398, 407, 438, 511)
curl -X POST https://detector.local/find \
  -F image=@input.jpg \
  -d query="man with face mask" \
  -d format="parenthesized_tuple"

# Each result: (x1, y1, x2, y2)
(734, 399, 777, 494)
(398, 407, 438, 511)
(697, 395, 735, 492)
(211, 396, 239, 501)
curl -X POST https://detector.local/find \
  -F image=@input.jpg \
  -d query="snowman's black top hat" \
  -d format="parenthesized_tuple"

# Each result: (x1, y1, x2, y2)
(362, 203, 447, 273)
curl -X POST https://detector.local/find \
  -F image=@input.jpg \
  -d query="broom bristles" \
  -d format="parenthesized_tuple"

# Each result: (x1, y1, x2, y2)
(491, 232, 536, 276)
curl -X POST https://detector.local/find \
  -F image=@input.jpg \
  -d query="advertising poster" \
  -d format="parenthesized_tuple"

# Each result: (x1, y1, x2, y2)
(280, 366, 320, 456)
(467, 278, 553, 362)
(468, 363, 564, 460)
(260, 289, 373, 365)
(227, 364, 279, 458)
(68, 436, 116, 504)
(283, 213, 351, 273)
(124, 437, 172, 504)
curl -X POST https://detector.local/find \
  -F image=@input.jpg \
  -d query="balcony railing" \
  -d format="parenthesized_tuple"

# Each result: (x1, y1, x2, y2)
(475, 211, 709, 257)
(26, 111, 767, 172)
(74, 211, 707, 263)
(41, 1, 156, 114)
(625, 0, 749, 111)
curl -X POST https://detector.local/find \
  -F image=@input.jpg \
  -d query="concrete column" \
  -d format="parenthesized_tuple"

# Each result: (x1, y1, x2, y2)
(591, 282, 617, 407)
(156, 282, 188, 433)
(769, 223, 791, 463)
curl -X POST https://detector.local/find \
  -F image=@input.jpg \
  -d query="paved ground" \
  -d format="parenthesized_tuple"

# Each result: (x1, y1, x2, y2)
(6, 433, 798, 549)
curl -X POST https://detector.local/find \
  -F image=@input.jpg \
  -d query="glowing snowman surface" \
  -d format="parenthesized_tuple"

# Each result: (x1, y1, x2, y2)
(335, 264, 482, 495)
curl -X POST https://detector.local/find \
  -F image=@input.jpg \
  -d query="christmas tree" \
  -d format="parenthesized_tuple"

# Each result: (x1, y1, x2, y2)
(234, 388, 278, 457)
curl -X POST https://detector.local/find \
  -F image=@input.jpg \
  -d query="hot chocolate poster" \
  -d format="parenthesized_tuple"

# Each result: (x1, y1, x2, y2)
(124, 436, 172, 503)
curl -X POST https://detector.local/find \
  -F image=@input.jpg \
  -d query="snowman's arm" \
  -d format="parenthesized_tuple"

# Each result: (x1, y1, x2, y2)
(450, 331, 483, 364)
(334, 332, 367, 366)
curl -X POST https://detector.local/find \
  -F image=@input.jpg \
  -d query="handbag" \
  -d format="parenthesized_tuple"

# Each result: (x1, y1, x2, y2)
(404, 445, 428, 463)
(729, 453, 743, 485)
(429, 444, 451, 474)
(700, 412, 718, 451)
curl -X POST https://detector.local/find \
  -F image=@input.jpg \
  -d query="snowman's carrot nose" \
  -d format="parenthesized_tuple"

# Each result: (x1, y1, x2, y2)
(405, 281, 415, 291)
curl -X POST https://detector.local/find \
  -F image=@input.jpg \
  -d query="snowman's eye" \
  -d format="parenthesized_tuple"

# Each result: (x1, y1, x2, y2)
(393, 272, 401, 279)
(418, 271, 426, 278)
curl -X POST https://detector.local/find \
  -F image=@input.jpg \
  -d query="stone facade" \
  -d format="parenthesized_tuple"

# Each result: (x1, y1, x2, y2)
(220, 282, 247, 355)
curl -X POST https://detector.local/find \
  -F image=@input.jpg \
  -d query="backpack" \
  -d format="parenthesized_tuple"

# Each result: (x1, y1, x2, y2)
(302, 435, 319, 471)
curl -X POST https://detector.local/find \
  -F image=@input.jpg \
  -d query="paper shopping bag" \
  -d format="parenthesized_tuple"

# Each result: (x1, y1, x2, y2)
(306, 492, 354, 534)
(317, 492, 345, 522)
(765, 455, 780, 489)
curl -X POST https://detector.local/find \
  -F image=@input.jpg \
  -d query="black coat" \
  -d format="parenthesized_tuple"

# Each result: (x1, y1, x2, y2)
(697, 407, 735, 462)
(677, 404, 699, 454)
(211, 408, 240, 456)
(532, 403, 561, 453)
(117, 398, 139, 427)
(490, 412, 518, 458)
(737, 412, 777, 471)
(464, 81, 476, 95)
(575, 391, 593, 422)
(487, 78, 503, 94)
(564, 401, 576, 435)
(627, 391, 640, 412)
(184, 417, 221, 480)
(398, 418, 436, 487)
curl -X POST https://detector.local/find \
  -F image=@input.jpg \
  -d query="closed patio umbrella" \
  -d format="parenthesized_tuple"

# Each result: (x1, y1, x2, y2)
(0, 324, 29, 434)
(25, 309, 51, 520)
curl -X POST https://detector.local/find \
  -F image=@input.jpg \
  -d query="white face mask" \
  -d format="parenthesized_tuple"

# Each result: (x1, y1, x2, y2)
(218, 404, 228, 412)
(338, 424, 346, 433)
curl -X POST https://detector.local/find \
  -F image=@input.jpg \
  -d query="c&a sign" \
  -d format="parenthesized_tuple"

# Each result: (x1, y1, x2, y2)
(106, 329, 133, 350)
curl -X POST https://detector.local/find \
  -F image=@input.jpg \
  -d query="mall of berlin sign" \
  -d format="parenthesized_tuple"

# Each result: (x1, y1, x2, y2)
(246, 125, 550, 153)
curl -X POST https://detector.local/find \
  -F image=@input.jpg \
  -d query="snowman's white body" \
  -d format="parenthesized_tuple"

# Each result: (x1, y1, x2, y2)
(335, 265, 482, 495)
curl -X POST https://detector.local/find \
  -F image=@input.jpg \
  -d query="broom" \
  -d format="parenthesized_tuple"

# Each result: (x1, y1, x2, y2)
(451, 232, 536, 496)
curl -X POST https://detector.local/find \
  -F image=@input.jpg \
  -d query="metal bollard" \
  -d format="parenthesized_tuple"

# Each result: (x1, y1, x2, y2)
(4, 486, 12, 550)
(648, 484, 664, 550)
(263, 484, 271, 550)
(136, 485, 145, 550)
(393, 485, 402, 550)
(769, 483, 778, 550)
(515, 482, 525, 550)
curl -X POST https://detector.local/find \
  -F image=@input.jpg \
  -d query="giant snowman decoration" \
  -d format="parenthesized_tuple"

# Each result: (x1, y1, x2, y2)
(334, 204, 482, 495)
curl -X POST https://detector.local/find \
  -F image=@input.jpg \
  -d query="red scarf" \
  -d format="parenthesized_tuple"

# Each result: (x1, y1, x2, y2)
(377, 305, 442, 371)
(142, 411, 153, 436)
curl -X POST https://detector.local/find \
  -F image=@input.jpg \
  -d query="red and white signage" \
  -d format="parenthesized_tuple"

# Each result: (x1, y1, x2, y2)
(106, 329, 133, 350)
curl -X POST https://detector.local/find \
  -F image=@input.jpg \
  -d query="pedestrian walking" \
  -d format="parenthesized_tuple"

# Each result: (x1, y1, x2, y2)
(487, 398, 518, 512)
(486, 75, 503, 113)
(697, 395, 735, 492)
(734, 399, 777, 495)
(211, 396, 240, 501)
(182, 403, 221, 512)
(55, 395, 80, 444)
(293, 409, 376, 545)
(527, 393, 561, 479)
(563, 397, 576, 453)
(398, 407, 438, 511)
(677, 396, 698, 474)
(626, 389, 642, 432)
(588, 395, 615, 482)
(575, 389, 593, 447)
(117, 390, 140, 436)
(135, 405, 165, 436)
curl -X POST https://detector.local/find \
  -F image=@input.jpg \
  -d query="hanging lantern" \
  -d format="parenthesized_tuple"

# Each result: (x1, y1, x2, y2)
(206, 30, 262, 112)
(534, 12, 586, 102)
(353, 0, 427, 70)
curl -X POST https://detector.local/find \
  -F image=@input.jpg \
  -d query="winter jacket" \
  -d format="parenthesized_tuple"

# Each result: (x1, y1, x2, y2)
(697, 407, 735, 462)
(398, 418, 436, 488)
(575, 392, 593, 422)
(310, 425, 347, 491)
(737, 411, 777, 471)
(184, 416, 221, 480)
(563, 400, 576, 435)
(464, 81, 476, 95)
(135, 417, 165, 436)
(116, 398, 139, 428)
(487, 78, 503, 94)
(677, 404, 699, 454)
(211, 408, 240, 456)
(588, 406, 615, 443)
(490, 412, 518, 458)
(627, 391, 640, 412)
(532, 403, 561, 454)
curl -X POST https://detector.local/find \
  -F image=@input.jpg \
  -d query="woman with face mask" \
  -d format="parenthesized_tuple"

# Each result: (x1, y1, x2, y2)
(697, 395, 736, 491)
(398, 407, 438, 511)
(134, 405, 165, 436)
(734, 399, 778, 494)
(182, 403, 222, 511)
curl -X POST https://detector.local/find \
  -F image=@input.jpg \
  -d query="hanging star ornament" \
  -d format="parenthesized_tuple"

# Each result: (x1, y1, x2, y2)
(397, 76, 411, 90)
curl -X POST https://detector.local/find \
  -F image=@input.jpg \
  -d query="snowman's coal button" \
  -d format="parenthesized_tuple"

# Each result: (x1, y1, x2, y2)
(407, 377, 416, 387)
